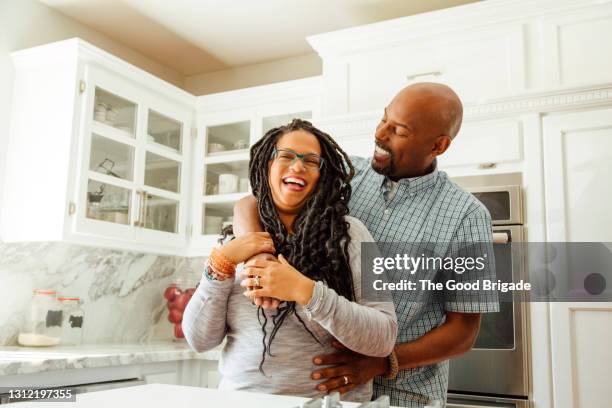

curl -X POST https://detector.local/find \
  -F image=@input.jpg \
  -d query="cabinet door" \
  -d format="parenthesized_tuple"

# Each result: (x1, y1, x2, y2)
(76, 65, 190, 250)
(76, 65, 141, 242)
(136, 97, 191, 249)
(542, 108, 612, 408)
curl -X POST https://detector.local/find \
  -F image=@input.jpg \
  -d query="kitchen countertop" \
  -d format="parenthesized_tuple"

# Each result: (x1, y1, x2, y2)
(0, 341, 221, 376)
(9, 383, 403, 408)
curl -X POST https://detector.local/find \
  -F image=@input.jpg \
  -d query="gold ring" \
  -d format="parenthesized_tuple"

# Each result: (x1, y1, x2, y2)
(253, 276, 261, 287)
(343, 375, 349, 385)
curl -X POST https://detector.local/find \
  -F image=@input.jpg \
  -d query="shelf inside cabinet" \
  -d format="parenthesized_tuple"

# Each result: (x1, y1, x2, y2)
(202, 192, 250, 204)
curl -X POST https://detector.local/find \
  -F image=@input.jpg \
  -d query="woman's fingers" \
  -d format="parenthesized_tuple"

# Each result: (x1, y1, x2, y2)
(239, 277, 264, 288)
(243, 288, 268, 299)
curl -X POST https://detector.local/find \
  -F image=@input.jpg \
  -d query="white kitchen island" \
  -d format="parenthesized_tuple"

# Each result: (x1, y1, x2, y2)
(9, 383, 403, 407)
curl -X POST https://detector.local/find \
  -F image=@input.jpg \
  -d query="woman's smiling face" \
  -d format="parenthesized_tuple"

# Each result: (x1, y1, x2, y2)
(268, 130, 321, 214)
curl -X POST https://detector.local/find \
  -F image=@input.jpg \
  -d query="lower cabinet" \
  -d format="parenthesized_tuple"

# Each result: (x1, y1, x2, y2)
(0, 359, 222, 394)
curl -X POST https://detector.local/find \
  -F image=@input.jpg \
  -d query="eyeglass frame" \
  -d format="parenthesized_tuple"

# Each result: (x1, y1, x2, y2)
(271, 147, 324, 171)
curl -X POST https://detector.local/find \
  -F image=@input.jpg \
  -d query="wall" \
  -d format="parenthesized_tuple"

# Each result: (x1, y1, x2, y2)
(0, 241, 205, 346)
(184, 53, 322, 95)
(0, 0, 186, 240)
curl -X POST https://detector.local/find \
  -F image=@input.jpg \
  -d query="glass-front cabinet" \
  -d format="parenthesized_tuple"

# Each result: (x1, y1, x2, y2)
(77, 65, 191, 248)
(192, 96, 316, 252)
(2, 39, 319, 256)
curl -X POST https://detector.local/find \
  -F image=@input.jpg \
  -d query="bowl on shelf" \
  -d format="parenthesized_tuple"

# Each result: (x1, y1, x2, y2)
(208, 143, 226, 153)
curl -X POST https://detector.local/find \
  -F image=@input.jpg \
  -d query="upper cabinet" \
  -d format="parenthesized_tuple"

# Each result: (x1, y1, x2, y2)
(189, 79, 321, 254)
(307, 0, 612, 116)
(1, 39, 194, 254)
(1, 40, 322, 256)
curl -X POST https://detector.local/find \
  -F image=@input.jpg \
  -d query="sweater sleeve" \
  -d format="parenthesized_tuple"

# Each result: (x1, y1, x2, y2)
(182, 266, 234, 353)
(302, 217, 398, 357)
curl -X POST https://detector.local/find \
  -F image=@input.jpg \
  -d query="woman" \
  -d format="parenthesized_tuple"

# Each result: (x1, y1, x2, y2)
(182, 119, 397, 402)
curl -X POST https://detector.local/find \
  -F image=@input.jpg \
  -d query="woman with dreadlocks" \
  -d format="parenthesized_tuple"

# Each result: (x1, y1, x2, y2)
(182, 119, 397, 402)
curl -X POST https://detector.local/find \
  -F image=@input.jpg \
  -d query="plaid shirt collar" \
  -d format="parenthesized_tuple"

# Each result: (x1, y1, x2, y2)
(380, 161, 440, 197)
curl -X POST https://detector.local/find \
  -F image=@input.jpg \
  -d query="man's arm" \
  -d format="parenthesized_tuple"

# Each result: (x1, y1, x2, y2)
(233, 195, 263, 236)
(311, 311, 481, 393)
(233, 195, 280, 309)
(394, 311, 480, 369)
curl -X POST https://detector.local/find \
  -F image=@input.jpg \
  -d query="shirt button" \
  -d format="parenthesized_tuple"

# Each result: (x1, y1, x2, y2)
(384, 209, 391, 215)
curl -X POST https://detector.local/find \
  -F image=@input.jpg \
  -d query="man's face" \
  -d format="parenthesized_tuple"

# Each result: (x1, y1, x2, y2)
(371, 96, 439, 179)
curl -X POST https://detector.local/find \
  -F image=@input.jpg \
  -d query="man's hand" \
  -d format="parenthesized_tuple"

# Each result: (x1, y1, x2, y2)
(311, 341, 388, 394)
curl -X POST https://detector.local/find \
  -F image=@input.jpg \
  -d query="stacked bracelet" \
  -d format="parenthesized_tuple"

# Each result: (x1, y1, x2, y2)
(383, 350, 399, 379)
(209, 248, 236, 277)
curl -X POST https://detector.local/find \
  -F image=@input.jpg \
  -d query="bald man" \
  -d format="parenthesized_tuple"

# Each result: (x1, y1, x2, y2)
(234, 83, 498, 406)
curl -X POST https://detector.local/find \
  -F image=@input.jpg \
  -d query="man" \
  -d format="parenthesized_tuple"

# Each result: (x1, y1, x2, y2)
(234, 83, 498, 406)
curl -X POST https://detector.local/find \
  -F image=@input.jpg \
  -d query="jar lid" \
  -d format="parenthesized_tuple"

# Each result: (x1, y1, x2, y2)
(58, 297, 80, 301)
(33, 289, 56, 295)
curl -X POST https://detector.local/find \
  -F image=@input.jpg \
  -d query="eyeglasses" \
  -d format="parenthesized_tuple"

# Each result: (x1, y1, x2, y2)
(271, 148, 324, 171)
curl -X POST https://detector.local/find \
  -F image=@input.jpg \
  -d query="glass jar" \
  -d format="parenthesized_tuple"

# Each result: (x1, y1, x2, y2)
(59, 297, 84, 345)
(18, 290, 63, 346)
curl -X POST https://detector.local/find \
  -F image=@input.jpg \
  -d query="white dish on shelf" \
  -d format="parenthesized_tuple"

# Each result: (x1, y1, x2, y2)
(218, 174, 239, 194)
(208, 143, 226, 153)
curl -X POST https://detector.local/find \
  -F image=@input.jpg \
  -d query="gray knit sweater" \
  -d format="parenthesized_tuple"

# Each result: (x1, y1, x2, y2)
(182, 216, 397, 402)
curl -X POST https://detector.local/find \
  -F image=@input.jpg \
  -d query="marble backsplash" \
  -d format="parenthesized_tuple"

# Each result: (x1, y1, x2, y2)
(0, 242, 206, 346)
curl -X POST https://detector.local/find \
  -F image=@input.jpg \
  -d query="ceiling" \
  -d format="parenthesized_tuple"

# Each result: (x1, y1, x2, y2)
(39, 0, 480, 77)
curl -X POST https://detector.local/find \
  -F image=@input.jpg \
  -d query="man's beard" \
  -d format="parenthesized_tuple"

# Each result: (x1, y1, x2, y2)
(371, 154, 395, 176)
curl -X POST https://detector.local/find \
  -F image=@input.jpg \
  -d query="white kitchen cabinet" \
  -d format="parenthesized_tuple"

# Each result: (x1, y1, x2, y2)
(308, 0, 612, 116)
(189, 79, 321, 255)
(542, 108, 612, 408)
(1, 39, 194, 255)
(331, 24, 526, 114)
(538, 4, 612, 89)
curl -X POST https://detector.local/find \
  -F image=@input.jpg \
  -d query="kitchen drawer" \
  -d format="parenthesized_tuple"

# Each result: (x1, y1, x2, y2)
(438, 119, 523, 169)
(343, 25, 525, 113)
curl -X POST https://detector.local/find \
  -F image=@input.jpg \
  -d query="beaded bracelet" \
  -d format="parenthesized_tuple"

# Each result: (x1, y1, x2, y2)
(204, 263, 229, 281)
(209, 248, 236, 276)
(383, 350, 399, 379)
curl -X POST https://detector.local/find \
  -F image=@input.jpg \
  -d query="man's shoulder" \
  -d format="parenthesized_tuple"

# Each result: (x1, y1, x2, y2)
(349, 155, 371, 175)
(438, 172, 491, 220)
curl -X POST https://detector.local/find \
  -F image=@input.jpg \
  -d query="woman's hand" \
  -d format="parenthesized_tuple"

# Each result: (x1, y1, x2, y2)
(218, 232, 275, 265)
(240, 254, 315, 306)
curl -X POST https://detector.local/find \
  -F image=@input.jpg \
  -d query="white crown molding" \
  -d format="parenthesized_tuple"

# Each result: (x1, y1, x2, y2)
(316, 83, 612, 137)
(195, 76, 323, 113)
(307, 0, 604, 58)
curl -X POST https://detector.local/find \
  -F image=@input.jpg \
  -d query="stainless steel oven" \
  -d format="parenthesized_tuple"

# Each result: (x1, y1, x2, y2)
(447, 184, 530, 408)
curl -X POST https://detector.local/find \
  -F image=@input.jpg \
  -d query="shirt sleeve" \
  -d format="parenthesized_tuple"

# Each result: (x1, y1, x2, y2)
(182, 265, 234, 352)
(444, 203, 500, 313)
(302, 217, 398, 357)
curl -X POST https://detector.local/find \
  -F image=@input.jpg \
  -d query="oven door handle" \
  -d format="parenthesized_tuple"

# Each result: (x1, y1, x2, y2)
(492, 231, 510, 244)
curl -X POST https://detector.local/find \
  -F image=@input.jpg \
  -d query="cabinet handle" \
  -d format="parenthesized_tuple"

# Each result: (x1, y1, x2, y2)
(478, 162, 497, 170)
(141, 191, 149, 228)
(406, 70, 442, 81)
(133, 190, 146, 227)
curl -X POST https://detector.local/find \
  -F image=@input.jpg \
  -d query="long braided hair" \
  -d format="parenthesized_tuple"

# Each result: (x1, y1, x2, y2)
(249, 119, 355, 374)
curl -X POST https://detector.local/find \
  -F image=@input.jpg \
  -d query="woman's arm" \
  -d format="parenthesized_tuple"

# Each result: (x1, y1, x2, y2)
(301, 219, 397, 357)
(183, 232, 275, 352)
(241, 218, 398, 357)
(302, 284, 397, 358)
(182, 271, 234, 352)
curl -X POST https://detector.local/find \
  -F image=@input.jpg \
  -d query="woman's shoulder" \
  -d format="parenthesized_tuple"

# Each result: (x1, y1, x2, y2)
(344, 215, 374, 243)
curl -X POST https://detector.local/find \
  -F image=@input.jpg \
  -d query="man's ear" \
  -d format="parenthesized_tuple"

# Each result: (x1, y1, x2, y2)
(432, 135, 452, 157)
